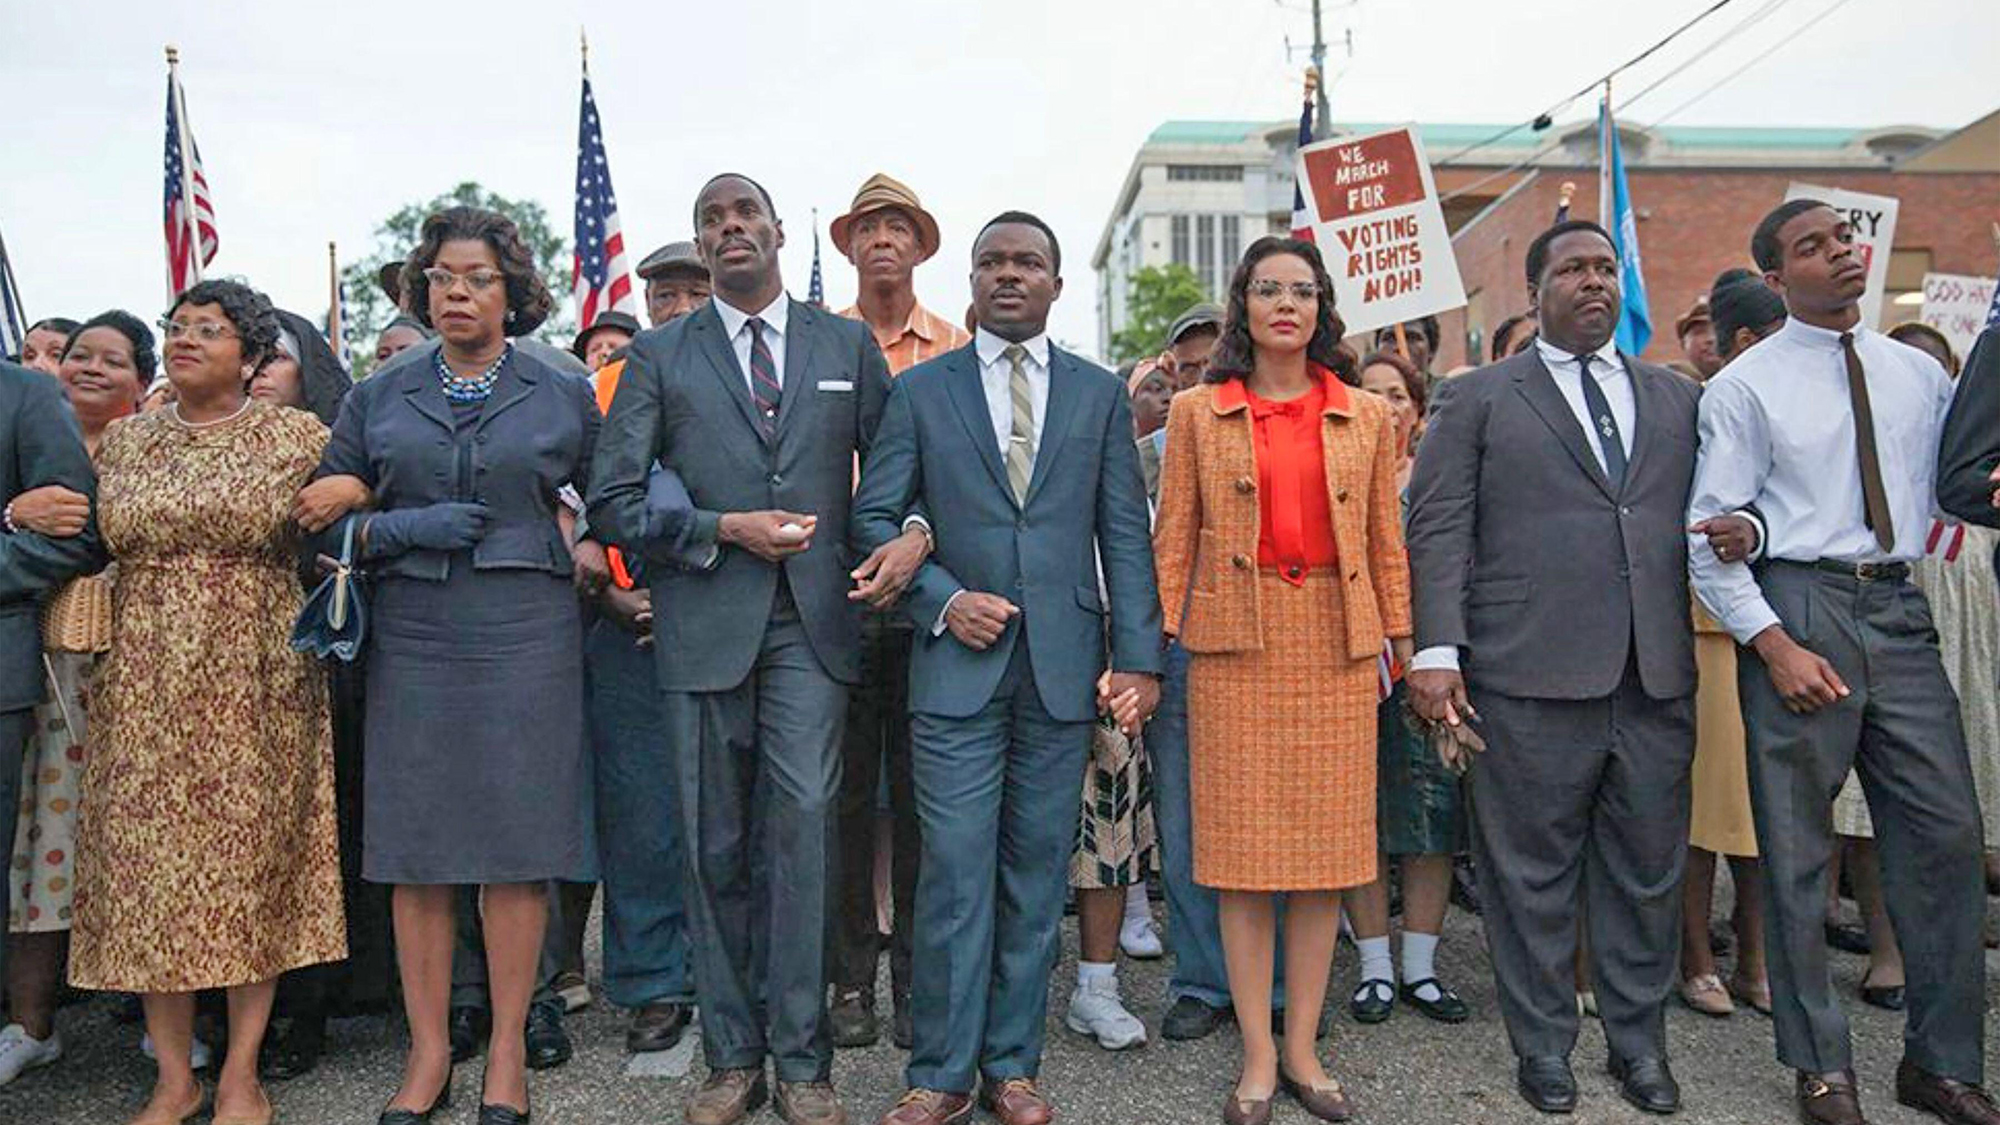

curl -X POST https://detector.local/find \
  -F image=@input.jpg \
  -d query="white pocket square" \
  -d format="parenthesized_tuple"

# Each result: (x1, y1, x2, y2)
(817, 379, 854, 391)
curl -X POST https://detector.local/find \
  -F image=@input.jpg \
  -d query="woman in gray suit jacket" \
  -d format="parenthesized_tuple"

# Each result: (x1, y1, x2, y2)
(313, 207, 599, 1125)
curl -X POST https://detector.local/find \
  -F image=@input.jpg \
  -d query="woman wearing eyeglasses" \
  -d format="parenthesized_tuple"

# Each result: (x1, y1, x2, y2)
(1153, 237, 1412, 1125)
(309, 206, 599, 1125)
(66, 280, 346, 1125)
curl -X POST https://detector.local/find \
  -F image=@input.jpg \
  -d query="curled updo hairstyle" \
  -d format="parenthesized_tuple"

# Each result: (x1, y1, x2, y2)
(168, 279, 280, 365)
(66, 310, 159, 383)
(1204, 237, 1351, 385)
(401, 206, 554, 336)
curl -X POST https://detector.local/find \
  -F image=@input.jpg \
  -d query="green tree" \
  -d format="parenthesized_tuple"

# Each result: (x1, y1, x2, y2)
(1108, 263, 1209, 364)
(338, 182, 572, 377)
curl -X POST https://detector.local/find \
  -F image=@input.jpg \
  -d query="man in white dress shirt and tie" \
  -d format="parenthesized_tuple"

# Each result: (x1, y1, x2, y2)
(1688, 199, 1995, 1125)
(1407, 219, 1703, 1118)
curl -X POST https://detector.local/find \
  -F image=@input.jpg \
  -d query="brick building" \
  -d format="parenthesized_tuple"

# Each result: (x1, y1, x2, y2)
(1094, 110, 2000, 368)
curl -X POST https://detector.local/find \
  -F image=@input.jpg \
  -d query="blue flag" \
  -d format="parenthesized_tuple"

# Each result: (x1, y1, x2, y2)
(1601, 100, 1651, 355)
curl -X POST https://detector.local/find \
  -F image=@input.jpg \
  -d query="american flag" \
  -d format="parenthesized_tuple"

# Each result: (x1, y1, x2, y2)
(0, 223, 25, 361)
(572, 72, 636, 328)
(163, 66, 217, 299)
(808, 210, 826, 308)
(1289, 94, 1316, 243)
(325, 277, 352, 370)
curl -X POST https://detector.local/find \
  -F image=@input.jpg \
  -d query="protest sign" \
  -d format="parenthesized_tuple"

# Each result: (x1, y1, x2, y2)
(1785, 183, 1898, 329)
(1918, 271, 1997, 360)
(1295, 125, 1465, 337)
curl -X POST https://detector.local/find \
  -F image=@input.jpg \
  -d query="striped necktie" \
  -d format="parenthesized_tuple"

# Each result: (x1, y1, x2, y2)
(747, 317, 780, 437)
(1004, 344, 1036, 504)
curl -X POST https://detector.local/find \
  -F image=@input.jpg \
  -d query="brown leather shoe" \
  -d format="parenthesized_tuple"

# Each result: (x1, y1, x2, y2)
(979, 1078, 1054, 1125)
(1797, 1070, 1866, 1125)
(1280, 1070, 1355, 1122)
(878, 1089, 974, 1125)
(1220, 1091, 1273, 1125)
(775, 1080, 847, 1125)
(685, 1068, 767, 1125)
(1897, 1060, 2000, 1125)
(627, 1001, 693, 1054)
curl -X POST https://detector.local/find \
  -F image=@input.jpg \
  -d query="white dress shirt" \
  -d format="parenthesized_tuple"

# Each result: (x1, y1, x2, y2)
(973, 326, 1051, 456)
(1688, 318, 1955, 643)
(1410, 339, 1638, 673)
(711, 291, 790, 399)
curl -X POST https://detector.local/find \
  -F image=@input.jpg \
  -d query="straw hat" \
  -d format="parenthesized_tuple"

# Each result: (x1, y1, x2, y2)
(830, 173, 942, 264)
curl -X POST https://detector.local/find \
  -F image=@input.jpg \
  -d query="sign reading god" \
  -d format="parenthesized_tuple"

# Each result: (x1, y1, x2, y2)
(1296, 125, 1466, 336)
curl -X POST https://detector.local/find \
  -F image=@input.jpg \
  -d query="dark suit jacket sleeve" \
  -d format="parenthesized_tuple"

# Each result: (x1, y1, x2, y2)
(587, 334, 669, 552)
(314, 378, 375, 484)
(1939, 327, 2000, 528)
(2, 375, 105, 601)
(854, 327, 892, 461)
(852, 374, 963, 630)
(1098, 385, 1164, 675)
(1405, 372, 1484, 651)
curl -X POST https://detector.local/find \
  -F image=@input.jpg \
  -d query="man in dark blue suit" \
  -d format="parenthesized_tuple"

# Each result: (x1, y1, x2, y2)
(852, 213, 1162, 1125)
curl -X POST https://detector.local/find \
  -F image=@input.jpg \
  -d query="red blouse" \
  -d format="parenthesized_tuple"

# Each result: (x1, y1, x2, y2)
(1244, 376, 1339, 586)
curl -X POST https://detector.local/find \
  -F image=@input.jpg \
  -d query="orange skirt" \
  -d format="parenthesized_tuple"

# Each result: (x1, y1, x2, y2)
(1187, 570, 1379, 891)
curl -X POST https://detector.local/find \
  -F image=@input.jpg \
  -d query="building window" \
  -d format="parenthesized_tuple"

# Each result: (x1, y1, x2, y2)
(1197, 215, 1216, 293)
(1170, 215, 1191, 266)
(1167, 164, 1244, 182)
(1220, 215, 1241, 274)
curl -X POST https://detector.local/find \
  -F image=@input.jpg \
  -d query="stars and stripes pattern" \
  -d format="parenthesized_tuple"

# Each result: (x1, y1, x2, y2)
(0, 224, 26, 361)
(163, 70, 217, 299)
(808, 216, 826, 309)
(572, 73, 636, 328)
(1289, 95, 1316, 243)
(325, 276, 352, 370)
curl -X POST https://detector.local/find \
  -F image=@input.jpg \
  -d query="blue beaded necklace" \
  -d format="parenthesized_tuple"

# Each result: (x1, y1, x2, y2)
(436, 343, 512, 403)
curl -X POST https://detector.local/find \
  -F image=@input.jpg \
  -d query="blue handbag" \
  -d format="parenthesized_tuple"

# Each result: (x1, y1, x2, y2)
(291, 515, 367, 662)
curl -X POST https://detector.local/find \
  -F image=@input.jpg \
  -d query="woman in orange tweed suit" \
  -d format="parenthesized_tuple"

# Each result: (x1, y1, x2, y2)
(1154, 237, 1413, 1125)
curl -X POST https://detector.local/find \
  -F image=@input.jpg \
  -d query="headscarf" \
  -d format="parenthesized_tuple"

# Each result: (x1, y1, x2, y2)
(272, 308, 354, 425)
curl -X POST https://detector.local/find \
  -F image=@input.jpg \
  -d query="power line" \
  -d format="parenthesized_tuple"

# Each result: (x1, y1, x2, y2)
(1432, 0, 1741, 166)
(1612, 0, 1800, 111)
(1642, 0, 1862, 127)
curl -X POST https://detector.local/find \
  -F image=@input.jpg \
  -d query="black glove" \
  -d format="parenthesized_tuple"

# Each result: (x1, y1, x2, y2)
(362, 502, 491, 560)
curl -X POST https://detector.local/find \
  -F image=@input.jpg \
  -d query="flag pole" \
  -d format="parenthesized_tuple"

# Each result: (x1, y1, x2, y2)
(167, 45, 204, 295)
(1597, 79, 1614, 228)
(327, 241, 341, 346)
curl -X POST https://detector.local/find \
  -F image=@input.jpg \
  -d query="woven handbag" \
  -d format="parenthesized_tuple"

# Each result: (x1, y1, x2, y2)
(41, 573, 113, 654)
(291, 516, 367, 662)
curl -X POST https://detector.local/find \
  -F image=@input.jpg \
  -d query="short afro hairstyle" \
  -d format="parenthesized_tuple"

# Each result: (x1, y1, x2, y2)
(401, 206, 555, 336)
(168, 279, 280, 365)
(975, 210, 1062, 277)
(1751, 198, 1831, 274)
(65, 310, 158, 384)
(1525, 219, 1614, 289)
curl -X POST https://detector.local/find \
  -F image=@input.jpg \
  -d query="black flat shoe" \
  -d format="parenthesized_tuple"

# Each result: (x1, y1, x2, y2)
(478, 1104, 529, 1125)
(524, 1002, 571, 1070)
(1400, 978, 1469, 1023)
(1162, 995, 1233, 1041)
(1824, 921, 1871, 956)
(1517, 1055, 1577, 1114)
(1608, 1055, 1681, 1115)
(259, 1014, 325, 1080)
(449, 1006, 489, 1064)
(377, 1067, 453, 1124)
(1349, 979, 1394, 1024)
(1860, 972, 1906, 1011)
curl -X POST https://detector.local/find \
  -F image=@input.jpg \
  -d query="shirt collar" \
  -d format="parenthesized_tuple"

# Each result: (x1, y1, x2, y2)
(1535, 336, 1622, 371)
(975, 326, 1049, 369)
(1777, 316, 1863, 351)
(714, 291, 790, 341)
(836, 301, 948, 348)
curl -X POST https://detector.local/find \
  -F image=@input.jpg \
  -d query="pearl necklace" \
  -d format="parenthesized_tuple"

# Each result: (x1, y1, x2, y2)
(170, 399, 254, 430)
(437, 344, 512, 403)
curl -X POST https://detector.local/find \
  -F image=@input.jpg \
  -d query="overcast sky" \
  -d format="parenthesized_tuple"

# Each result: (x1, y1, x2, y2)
(3, 0, 1993, 359)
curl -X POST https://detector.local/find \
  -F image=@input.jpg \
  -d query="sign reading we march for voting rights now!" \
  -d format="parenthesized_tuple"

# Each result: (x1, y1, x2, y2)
(1294, 125, 1467, 337)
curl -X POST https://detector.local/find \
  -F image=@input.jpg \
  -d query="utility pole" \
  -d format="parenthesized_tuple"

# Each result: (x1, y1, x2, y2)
(1309, 0, 1333, 138)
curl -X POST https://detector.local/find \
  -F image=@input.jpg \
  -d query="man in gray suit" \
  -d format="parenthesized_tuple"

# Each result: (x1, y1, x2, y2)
(851, 212, 1162, 1125)
(588, 174, 926, 1125)
(0, 360, 103, 1009)
(1406, 220, 1701, 1117)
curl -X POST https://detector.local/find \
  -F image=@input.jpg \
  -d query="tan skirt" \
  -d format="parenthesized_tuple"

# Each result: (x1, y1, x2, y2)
(1689, 632, 1758, 857)
(1188, 570, 1378, 891)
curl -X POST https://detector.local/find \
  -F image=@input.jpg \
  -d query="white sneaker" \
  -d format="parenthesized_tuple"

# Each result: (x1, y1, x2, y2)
(0, 1023, 63, 1086)
(1066, 977, 1148, 1050)
(1119, 914, 1165, 960)
(139, 1033, 212, 1069)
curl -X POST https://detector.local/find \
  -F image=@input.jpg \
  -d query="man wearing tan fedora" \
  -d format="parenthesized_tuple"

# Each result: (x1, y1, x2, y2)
(827, 172, 970, 1052)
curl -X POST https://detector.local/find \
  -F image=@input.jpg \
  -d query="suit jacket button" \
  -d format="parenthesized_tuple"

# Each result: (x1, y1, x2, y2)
(769, 473, 783, 485)
(1232, 554, 1250, 569)
(1336, 488, 1349, 502)
(1235, 477, 1254, 494)
(1286, 565, 1303, 579)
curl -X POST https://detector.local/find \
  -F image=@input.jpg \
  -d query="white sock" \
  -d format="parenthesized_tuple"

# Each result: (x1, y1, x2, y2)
(1355, 935, 1393, 984)
(1078, 960, 1117, 990)
(1402, 931, 1441, 1000)
(1123, 884, 1150, 925)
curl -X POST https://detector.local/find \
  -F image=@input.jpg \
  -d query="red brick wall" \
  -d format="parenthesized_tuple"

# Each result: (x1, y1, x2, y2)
(1437, 168, 2000, 370)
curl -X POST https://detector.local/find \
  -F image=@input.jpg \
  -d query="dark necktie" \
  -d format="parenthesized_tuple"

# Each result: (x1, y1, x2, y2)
(1841, 332, 1895, 552)
(747, 317, 781, 438)
(1575, 352, 1626, 490)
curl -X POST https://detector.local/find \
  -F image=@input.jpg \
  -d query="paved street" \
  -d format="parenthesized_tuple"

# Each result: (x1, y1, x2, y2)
(5, 892, 1994, 1124)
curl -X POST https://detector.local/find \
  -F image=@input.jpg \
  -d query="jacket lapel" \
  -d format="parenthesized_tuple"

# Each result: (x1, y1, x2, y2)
(774, 299, 816, 446)
(1513, 351, 1614, 501)
(397, 343, 454, 432)
(941, 345, 1013, 504)
(1618, 352, 1656, 491)
(474, 347, 539, 432)
(1023, 348, 1080, 507)
(689, 304, 768, 446)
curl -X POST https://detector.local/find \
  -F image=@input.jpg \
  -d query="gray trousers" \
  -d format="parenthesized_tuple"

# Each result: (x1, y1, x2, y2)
(1739, 563, 1987, 1083)
(1467, 667, 1695, 1064)
(0, 708, 31, 996)
(664, 591, 844, 1084)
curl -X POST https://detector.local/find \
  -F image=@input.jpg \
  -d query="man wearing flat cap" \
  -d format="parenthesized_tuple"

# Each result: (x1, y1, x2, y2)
(1675, 296, 1722, 382)
(826, 172, 970, 1051)
(637, 241, 713, 329)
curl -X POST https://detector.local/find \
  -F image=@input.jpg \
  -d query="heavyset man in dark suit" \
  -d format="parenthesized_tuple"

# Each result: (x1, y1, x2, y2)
(1406, 220, 1702, 1117)
(852, 212, 1162, 1125)
(0, 360, 103, 1005)
(588, 173, 927, 1125)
